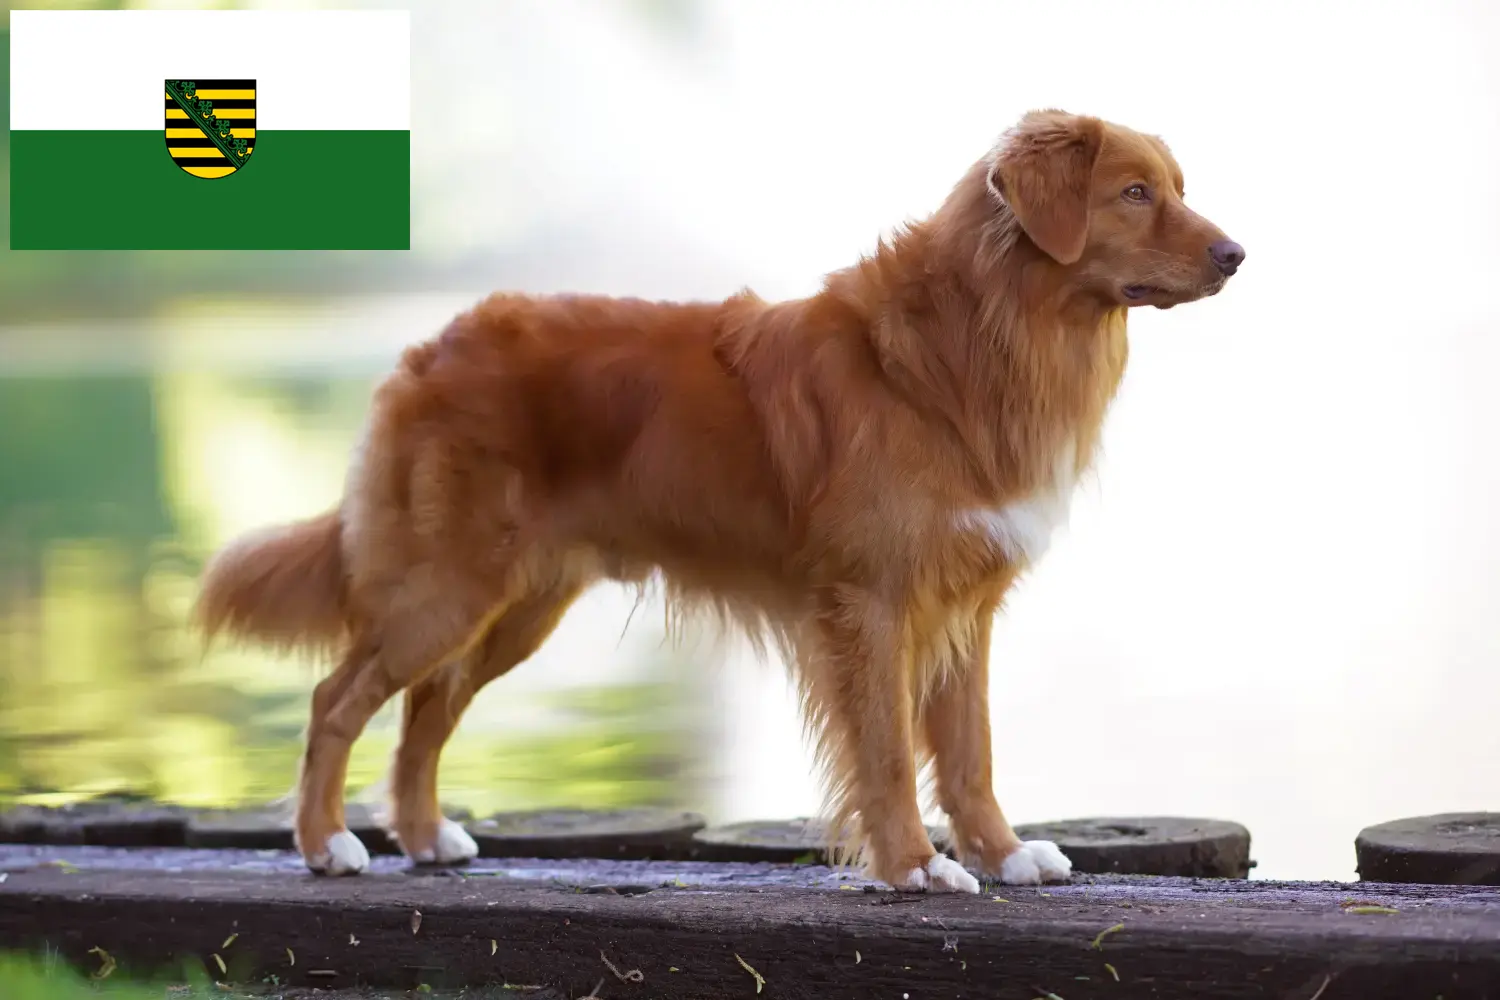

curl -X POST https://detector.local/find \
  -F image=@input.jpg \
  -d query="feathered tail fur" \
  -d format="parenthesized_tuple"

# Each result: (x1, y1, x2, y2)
(194, 510, 347, 656)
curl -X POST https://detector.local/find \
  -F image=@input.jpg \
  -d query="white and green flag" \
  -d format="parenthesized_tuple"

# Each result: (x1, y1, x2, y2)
(9, 8, 410, 250)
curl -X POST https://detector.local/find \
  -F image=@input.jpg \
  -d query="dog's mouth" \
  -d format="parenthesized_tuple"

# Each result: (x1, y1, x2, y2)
(1122, 278, 1225, 310)
(1122, 284, 1178, 308)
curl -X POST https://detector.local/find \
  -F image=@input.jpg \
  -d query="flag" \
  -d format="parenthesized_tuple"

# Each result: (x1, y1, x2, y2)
(8, 9, 410, 250)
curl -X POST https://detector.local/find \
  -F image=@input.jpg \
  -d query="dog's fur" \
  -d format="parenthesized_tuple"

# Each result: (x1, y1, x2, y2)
(196, 109, 1240, 891)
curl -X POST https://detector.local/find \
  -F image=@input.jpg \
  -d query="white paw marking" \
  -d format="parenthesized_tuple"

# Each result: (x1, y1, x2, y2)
(409, 818, 479, 865)
(892, 854, 980, 894)
(997, 840, 1073, 885)
(308, 830, 370, 876)
(925, 853, 981, 893)
(955, 442, 1078, 566)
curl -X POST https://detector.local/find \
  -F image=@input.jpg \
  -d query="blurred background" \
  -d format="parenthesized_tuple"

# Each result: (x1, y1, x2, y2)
(2, 0, 1498, 881)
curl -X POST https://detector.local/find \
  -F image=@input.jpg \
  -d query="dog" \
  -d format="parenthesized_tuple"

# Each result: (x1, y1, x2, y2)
(195, 108, 1242, 892)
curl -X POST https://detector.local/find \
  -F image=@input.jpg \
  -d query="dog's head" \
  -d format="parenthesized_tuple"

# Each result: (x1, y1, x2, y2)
(986, 109, 1242, 309)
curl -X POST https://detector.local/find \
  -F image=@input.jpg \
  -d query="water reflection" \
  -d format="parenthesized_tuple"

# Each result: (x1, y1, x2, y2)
(0, 314, 713, 817)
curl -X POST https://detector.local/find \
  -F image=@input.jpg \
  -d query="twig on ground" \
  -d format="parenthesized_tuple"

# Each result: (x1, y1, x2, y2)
(1091, 922, 1126, 949)
(599, 950, 644, 983)
(735, 952, 766, 993)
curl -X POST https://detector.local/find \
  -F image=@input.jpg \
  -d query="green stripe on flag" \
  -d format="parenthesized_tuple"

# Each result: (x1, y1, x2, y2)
(9, 130, 409, 250)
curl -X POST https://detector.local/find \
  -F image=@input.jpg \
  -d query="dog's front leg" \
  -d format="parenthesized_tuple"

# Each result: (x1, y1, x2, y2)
(921, 602, 1072, 885)
(811, 589, 979, 893)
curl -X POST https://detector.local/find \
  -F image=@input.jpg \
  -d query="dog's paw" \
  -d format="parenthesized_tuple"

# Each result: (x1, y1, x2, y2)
(306, 830, 370, 876)
(893, 854, 980, 894)
(927, 853, 982, 893)
(996, 840, 1072, 885)
(408, 818, 479, 865)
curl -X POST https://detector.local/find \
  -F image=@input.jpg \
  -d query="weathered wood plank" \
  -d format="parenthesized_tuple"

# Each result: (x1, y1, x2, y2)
(469, 807, 706, 860)
(1007, 816, 1254, 879)
(0, 798, 190, 847)
(2, 855, 1499, 999)
(1356, 812, 1500, 885)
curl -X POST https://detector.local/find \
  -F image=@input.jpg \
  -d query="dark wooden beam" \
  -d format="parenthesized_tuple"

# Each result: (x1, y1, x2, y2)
(3, 862, 1499, 999)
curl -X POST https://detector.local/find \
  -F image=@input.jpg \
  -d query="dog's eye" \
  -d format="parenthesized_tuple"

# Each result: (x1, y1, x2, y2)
(1123, 184, 1150, 202)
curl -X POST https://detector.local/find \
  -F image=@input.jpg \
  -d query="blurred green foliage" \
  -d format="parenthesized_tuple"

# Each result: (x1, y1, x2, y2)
(0, 951, 210, 999)
(0, 948, 539, 998)
(0, 367, 709, 815)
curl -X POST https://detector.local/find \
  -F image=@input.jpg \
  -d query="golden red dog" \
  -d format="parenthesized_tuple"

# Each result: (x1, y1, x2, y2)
(197, 109, 1242, 892)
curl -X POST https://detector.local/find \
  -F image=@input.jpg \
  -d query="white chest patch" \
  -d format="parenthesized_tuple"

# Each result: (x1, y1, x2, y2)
(954, 442, 1079, 567)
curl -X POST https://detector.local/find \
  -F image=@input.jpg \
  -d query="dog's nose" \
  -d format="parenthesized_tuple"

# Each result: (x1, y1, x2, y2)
(1208, 239, 1245, 276)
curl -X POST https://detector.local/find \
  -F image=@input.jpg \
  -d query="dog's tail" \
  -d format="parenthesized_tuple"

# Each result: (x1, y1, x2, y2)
(194, 509, 347, 656)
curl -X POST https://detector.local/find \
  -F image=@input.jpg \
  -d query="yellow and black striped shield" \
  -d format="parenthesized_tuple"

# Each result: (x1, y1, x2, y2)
(164, 79, 256, 179)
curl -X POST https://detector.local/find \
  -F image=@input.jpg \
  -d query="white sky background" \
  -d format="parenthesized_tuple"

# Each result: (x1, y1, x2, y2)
(57, 0, 1500, 880)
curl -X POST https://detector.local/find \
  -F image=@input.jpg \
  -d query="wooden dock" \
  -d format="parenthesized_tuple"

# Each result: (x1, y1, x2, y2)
(2, 846, 1499, 999)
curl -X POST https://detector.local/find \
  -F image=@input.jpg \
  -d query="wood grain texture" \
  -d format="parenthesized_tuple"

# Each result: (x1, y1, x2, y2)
(2, 861, 1498, 998)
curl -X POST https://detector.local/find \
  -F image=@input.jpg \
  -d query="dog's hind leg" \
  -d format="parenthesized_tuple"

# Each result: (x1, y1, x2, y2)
(295, 593, 493, 876)
(387, 578, 585, 865)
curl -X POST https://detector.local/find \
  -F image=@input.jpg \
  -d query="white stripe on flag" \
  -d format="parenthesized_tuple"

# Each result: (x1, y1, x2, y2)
(9, 9, 410, 132)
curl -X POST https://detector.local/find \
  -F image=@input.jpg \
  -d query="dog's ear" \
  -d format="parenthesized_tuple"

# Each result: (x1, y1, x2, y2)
(986, 111, 1105, 265)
